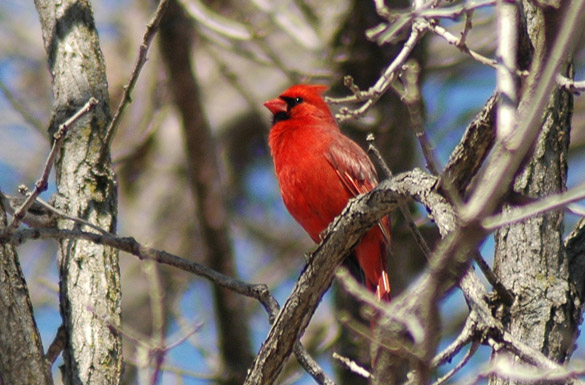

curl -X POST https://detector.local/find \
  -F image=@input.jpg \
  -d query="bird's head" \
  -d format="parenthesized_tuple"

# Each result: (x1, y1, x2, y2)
(264, 84, 333, 125)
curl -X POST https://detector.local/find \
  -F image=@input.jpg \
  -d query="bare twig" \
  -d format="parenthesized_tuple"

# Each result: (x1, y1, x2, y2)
(366, 134, 393, 177)
(0, 97, 98, 238)
(439, 94, 497, 198)
(367, 134, 433, 261)
(433, 340, 480, 385)
(332, 352, 372, 379)
(484, 337, 585, 384)
(335, 268, 426, 346)
(399, 60, 441, 175)
(557, 74, 585, 94)
(459, 354, 585, 385)
(330, 26, 424, 121)
(8, 226, 279, 315)
(457, 10, 473, 48)
(471, 250, 513, 305)
(95, 302, 203, 385)
(429, 23, 498, 69)
(431, 313, 477, 368)
(371, 0, 497, 42)
(482, 182, 585, 230)
(101, 0, 170, 155)
(567, 204, 585, 217)
(17, 189, 108, 235)
(45, 325, 67, 365)
(293, 344, 336, 385)
(0, 191, 57, 228)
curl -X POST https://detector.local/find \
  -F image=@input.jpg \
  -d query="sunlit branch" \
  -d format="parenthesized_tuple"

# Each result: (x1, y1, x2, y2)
(460, 0, 585, 223)
(557, 74, 585, 93)
(430, 23, 498, 69)
(177, 0, 252, 40)
(482, 182, 585, 230)
(495, 0, 519, 140)
(472, 351, 585, 385)
(416, 0, 496, 20)
(332, 352, 372, 379)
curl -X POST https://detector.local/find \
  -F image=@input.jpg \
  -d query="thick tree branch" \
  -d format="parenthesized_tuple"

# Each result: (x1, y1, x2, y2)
(33, 1, 123, 383)
(242, 170, 446, 385)
(439, 93, 497, 196)
(461, 0, 584, 223)
(6, 222, 334, 385)
(495, 0, 519, 141)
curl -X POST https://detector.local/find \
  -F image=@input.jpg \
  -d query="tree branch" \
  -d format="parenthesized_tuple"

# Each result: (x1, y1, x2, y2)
(0, 97, 98, 238)
(6, 222, 334, 384)
(101, 0, 170, 155)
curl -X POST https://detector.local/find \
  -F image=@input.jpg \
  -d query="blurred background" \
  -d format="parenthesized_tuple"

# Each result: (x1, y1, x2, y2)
(1, 0, 584, 384)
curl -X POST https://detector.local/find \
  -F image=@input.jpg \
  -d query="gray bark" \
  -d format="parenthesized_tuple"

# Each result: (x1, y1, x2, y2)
(33, 1, 122, 384)
(490, 2, 574, 383)
(0, 197, 53, 385)
(491, 84, 573, 376)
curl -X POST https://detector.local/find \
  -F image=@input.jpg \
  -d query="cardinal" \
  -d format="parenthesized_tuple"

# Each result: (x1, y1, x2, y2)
(264, 84, 391, 301)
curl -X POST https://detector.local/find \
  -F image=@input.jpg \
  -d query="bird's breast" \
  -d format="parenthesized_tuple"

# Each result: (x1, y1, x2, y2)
(274, 144, 350, 241)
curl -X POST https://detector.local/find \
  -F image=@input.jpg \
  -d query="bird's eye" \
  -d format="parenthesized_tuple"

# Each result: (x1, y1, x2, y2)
(281, 96, 304, 108)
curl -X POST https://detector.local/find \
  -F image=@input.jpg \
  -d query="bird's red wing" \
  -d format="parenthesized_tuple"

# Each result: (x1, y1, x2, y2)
(324, 136, 378, 194)
(325, 138, 391, 245)
(326, 136, 392, 301)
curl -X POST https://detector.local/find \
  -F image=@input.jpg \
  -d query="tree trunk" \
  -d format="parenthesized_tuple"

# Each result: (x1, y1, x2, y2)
(0, 198, 53, 385)
(33, 1, 122, 384)
(490, 2, 574, 384)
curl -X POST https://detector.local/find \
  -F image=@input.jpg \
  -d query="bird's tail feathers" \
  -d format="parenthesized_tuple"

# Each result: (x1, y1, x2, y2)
(376, 270, 391, 301)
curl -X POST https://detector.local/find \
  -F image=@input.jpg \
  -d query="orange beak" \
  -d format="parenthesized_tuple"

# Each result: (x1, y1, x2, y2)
(263, 98, 288, 115)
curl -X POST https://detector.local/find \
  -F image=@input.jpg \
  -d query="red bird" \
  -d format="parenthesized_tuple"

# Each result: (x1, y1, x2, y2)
(264, 84, 391, 301)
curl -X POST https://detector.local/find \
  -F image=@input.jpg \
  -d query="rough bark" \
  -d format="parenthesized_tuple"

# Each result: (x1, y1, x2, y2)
(439, 94, 497, 197)
(33, 1, 122, 384)
(158, 2, 254, 384)
(490, 2, 574, 384)
(0, 197, 53, 385)
(567, 217, 585, 341)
